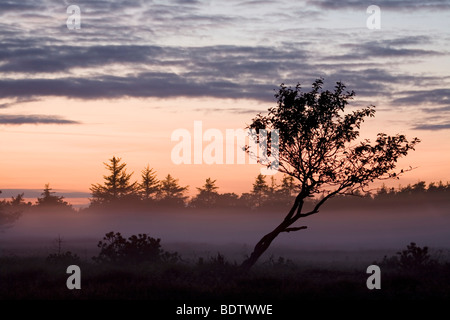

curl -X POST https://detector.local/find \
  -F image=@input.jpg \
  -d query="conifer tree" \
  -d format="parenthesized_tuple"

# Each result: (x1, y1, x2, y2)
(90, 156, 138, 204)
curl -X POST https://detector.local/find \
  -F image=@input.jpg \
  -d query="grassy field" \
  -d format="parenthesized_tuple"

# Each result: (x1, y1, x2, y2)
(1, 249, 450, 301)
(2, 202, 450, 312)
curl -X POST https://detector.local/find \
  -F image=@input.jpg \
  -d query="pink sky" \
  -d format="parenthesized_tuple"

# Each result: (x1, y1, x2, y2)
(1, 1, 449, 205)
(1, 96, 448, 205)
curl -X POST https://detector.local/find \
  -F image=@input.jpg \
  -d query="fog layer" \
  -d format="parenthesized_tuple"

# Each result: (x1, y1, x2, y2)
(2, 204, 449, 263)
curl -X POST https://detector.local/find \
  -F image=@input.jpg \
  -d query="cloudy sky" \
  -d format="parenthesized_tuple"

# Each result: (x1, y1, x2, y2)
(0, 0, 449, 204)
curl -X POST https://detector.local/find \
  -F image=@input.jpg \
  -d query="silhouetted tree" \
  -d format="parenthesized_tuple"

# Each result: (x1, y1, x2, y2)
(411, 181, 427, 193)
(139, 165, 159, 200)
(215, 192, 241, 208)
(36, 184, 71, 208)
(374, 183, 398, 201)
(158, 174, 188, 206)
(376, 183, 389, 197)
(265, 176, 277, 198)
(241, 79, 420, 270)
(90, 156, 138, 204)
(190, 178, 219, 208)
(268, 176, 277, 193)
(263, 175, 299, 209)
(239, 192, 257, 209)
(278, 175, 297, 197)
(427, 181, 448, 193)
(251, 174, 269, 207)
(1, 191, 20, 230)
(10, 193, 29, 207)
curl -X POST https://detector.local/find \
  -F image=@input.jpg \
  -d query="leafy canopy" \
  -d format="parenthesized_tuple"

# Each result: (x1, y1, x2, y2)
(248, 78, 420, 198)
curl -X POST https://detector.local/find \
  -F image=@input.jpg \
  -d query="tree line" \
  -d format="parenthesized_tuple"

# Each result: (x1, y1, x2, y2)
(88, 156, 299, 210)
(2, 156, 448, 217)
(82, 155, 450, 210)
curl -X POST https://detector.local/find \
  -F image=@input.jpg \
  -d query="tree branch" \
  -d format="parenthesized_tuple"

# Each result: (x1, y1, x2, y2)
(283, 192, 304, 222)
(294, 185, 349, 219)
(282, 226, 307, 233)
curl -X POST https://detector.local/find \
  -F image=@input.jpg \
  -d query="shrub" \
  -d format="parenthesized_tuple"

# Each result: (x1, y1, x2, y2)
(46, 251, 81, 265)
(397, 242, 434, 269)
(380, 242, 436, 271)
(93, 231, 180, 265)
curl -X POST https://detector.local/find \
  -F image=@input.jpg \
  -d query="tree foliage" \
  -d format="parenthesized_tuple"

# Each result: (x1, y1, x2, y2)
(36, 184, 71, 208)
(90, 156, 138, 204)
(158, 174, 188, 205)
(251, 174, 269, 206)
(241, 79, 420, 270)
(191, 178, 219, 208)
(140, 165, 160, 200)
(279, 175, 297, 197)
(0, 191, 22, 231)
(249, 79, 419, 196)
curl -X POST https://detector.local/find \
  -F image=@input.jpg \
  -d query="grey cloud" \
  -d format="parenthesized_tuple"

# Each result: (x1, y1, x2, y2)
(0, 43, 314, 101)
(355, 46, 440, 58)
(0, 0, 447, 114)
(322, 68, 417, 98)
(337, 41, 444, 61)
(236, 0, 282, 6)
(309, 0, 450, 10)
(0, 74, 276, 101)
(0, 114, 80, 125)
(0, 44, 308, 74)
(194, 107, 265, 114)
(60, 0, 145, 13)
(1, 34, 440, 100)
(0, 45, 167, 73)
(412, 123, 450, 130)
(382, 36, 433, 47)
(0, 64, 444, 105)
(0, 189, 91, 198)
(0, 97, 40, 109)
(0, 2, 44, 12)
(392, 89, 450, 105)
(422, 105, 450, 113)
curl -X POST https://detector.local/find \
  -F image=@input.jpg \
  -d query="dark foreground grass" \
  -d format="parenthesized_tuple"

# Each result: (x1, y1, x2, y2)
(1, 255, 450, 301)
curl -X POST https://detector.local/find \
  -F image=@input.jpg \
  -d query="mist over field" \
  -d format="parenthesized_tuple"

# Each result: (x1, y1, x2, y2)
(2, 202, 449, 264)
(1, 0, 450, 307)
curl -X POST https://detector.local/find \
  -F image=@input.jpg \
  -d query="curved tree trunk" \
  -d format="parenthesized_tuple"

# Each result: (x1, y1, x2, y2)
(240, 194, 308, 272)
(240, 222, 288, 271)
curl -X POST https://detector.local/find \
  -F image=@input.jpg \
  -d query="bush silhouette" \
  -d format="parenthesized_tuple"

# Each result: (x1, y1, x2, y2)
(397, 242, 435, 270)
(381, 242, 436, 271)
(46, 251, 81, 265)
(93, 231, 179, 265)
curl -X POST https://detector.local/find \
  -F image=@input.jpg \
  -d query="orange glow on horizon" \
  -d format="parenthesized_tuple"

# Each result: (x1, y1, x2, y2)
(1, 96, 449, 204)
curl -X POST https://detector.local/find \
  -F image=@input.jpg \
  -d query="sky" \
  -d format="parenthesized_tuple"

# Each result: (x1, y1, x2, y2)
(0, 0, 450, 205)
